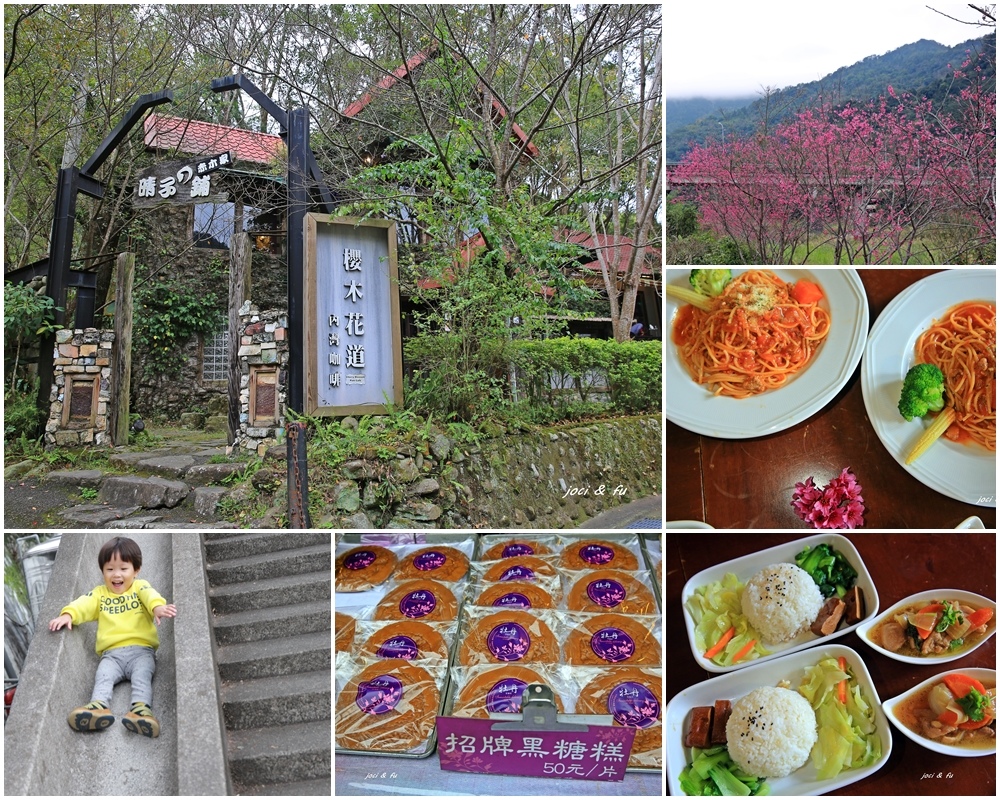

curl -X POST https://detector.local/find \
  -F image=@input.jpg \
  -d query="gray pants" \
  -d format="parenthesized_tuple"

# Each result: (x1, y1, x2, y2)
(91, 645, 156, 707)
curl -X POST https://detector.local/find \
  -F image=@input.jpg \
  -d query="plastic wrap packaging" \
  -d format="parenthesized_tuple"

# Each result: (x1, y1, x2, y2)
(556, 534, 643, 572)
(572, 665, 662, 769)
(373, 578, 459, 622)
(335, 545, 399, 592)
(458, 606, 562, 666)
(479, 554, 561, 583)
(477, 535, 561, 561)
(447, 662, 567, 717)
(564, 568, 658, 615)
(395, 545, 471, 582)
(335, 658, 445, 754)
(336, 611, 357, 653)
(562, 611, 662, 667)
(350, 618, 457, 665)
(470, 580, 560, 609)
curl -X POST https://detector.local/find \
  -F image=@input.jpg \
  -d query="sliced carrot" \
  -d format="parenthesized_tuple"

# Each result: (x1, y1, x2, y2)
(957, 713, 993, 731)
(732, 639, 757, 663)
(913, 605, 943, 639)
(937, 707, 963, 726)
(943, 673, 987, 699)
(966, 607, 993, 628)
(704, 626, 735, 660)
(837, 656, 848, 704)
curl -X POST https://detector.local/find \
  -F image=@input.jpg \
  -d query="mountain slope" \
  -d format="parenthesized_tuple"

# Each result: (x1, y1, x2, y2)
(667, 33, 995, 160)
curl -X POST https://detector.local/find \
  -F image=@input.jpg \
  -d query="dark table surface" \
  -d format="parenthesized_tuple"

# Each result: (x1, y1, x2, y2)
(665, 532, 997, 796)
(666, 269, 997, 530)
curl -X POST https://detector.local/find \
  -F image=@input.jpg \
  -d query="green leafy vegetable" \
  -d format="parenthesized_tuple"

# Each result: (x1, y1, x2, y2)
(680, 746, 770, 796)
(957, 687, 989, 722)
(794, 544, 858, 598)
(935, 604, 962, 633)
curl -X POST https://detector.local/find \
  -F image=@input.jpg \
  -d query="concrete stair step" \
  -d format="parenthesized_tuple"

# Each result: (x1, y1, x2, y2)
(206, 543, 331, 586)
(209, 569, 330, 614)
(212, 599, 330, 646)
(221, 669, 330, 730)
(217, 630, 331, 681)
(233, 777, 332, 795)
(227, 719, 331, 789)
(204, 531, 331, 561)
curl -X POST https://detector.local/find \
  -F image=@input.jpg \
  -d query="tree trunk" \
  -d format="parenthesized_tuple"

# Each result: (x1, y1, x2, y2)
(109, 252, 135, 446)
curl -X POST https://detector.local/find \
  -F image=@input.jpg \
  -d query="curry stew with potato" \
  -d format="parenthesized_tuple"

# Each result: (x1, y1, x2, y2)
(869, 600, 994, 657)
(892, 674, 996, 749)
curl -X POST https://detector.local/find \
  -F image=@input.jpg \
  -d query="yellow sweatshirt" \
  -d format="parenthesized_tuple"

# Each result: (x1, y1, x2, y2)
(60, 579, 167, 654)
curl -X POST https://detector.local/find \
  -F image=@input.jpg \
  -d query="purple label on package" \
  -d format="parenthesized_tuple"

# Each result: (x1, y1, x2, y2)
(376, 635, 419, 660)
(487, 622, 531, 661)
(356, 675, 403, 714)
(586, 578, 626, 608)
(399, 590, 436, 618)
(502, 543, 535, 557)
(607, 682, 660, 729)
(499, 565, 535, 582)
(492, 592, 532, 608)
(590, 627, 635, 663)
(344, 550, 376, 570)
(436, 716, 636, 781)
(414, 551, 446, 571)
(580, 544, 615, 565)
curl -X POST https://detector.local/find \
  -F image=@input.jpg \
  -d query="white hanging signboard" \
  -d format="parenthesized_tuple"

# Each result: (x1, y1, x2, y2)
(304, 214, 402, 416)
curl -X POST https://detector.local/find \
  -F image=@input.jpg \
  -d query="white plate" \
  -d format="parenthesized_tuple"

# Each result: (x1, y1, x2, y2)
(682, 534, 879, 673)
(666, 644, 892, 795)
(861, 269, 996, 507)
(882, 668, 996, 757)
(855, 589, 996, 665)
(665, 268, 869, 438)
(665, 520, 715, 530)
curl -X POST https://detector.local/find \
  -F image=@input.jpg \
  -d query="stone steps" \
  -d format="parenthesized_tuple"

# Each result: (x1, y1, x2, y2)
(205, 532, 332, 795)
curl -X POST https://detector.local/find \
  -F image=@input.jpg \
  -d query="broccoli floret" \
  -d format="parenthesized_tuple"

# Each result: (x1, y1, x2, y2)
(897, 363, 946, 421)
(689, 269, 732, 297)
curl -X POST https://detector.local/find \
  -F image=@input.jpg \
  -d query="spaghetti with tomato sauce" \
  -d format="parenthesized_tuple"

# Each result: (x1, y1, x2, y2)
(915, 300, 996, 451)
(672, 271, 831, 399)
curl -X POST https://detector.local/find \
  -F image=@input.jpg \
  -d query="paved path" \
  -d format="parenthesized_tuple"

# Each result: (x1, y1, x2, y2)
(578, 494, 662, 529)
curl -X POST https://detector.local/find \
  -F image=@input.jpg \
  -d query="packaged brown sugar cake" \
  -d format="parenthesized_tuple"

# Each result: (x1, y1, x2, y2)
(450, 664, 565, 717)
(480, 538, 554, 560)
(335, 659, 441, 753)
(575, 666, 662, 768)
(356, 619, 451, 663)
(564, 612, 662, 666)
(459, 608, 560, 666)
(395, 545, 470, 582)
(481, 555, 559, 583)
(473, 582, 555, 609)
(336, 545, 398, 591)
(559, 537, 639, 571)
(373, 579, 459, 622)
(566, 569, 657, 615)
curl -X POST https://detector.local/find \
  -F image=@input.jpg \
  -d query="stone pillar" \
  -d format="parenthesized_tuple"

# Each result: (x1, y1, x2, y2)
(235, 302, 289, 455)
(44, 328, 115, 448)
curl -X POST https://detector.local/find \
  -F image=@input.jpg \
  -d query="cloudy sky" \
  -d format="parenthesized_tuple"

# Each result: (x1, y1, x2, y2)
(665, 1, 993, 97)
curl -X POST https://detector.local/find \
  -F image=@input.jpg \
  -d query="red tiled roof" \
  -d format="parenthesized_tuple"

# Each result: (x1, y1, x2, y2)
(341, 47, 539, 160)
(415, 229, 659, 291)
(143, 113, 283, 165)
(342, 48, 439, 119)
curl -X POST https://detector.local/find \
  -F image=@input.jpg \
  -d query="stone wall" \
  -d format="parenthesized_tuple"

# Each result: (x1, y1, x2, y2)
(301, 414, 661, 529)
(44, 328, 114, 448)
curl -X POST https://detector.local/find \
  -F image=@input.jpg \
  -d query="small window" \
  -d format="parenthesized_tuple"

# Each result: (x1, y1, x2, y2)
(194, 202, 260, 249)
(203, 326, 229, 383)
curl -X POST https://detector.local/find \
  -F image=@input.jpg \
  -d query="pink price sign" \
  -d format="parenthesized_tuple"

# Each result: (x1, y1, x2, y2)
(435, 716, 636, 782)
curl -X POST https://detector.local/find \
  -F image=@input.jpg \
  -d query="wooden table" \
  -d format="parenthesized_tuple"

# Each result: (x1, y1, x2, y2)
(666, 269, 997, 529)
(665, 532, 996, 796)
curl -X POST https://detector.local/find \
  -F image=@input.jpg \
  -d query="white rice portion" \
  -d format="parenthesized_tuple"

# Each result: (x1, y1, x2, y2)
(741, 562, 823, 643)
(726, 686, 817, 778)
